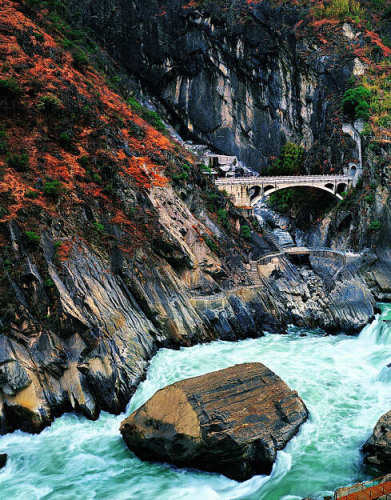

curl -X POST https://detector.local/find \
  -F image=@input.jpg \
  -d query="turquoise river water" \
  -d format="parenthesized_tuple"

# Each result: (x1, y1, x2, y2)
(1, 305, 391, 500)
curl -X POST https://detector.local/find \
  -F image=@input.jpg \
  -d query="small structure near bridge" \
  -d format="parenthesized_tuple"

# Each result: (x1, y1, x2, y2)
(203, 153, 239, 177)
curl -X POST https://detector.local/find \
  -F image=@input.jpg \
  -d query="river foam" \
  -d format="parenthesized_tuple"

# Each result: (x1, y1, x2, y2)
(1, 305, 391, 500)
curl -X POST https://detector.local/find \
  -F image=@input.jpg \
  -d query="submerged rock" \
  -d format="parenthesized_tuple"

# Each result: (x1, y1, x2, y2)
(120, 363, 308, 481)
(363, 410, 391, 469)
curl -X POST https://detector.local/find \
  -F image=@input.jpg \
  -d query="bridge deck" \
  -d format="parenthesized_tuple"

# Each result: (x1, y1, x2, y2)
(215, 175, 352, 185)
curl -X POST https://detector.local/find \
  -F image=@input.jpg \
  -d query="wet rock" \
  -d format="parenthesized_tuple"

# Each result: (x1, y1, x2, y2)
(363, 410, 391, 469)
(254, 255, 374, 334)
(120, 363, 308, 481)
(0, 360, 31, 396)
(0, 453, 7, 469)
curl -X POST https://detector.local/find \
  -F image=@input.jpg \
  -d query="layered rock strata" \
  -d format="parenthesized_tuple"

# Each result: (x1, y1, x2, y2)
(120, 362, 309, 481)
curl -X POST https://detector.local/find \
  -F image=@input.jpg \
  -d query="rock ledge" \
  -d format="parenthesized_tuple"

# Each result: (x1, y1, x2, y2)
(363, 409, 391, 469)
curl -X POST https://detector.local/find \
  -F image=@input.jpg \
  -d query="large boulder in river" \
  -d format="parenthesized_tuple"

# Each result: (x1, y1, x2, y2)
(363, 410, 391, 469)
(120, 363, 308, 481)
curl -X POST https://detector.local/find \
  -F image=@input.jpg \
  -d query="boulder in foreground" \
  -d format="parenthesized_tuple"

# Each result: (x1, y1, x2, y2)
(120, 363, 308, 481)
(363, 409, 391, 469)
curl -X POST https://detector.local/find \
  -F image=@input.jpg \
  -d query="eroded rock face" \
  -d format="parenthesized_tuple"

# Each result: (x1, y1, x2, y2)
(64, 0, 355, 171)
(120, 363, 309, 481)
(363, 410, 391, 470)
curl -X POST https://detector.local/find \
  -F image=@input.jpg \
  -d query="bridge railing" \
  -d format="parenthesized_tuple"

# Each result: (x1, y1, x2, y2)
(215, 175, 353, 185)
(254, 247, 361, 264)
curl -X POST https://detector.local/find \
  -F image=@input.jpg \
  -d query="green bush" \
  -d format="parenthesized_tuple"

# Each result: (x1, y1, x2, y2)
(378, 114, 391, 128)
(43, 180, 63, 198)
(7, 152, 29, 171)
(171, 163, 191, 184)
(78, 155, 89, 168)
(0, 78, 22, 98)
(25, 231, 40, 245)
(369, 220, 382, 231)
(25, 190, 39, 199)
(0, 129, 7, 154)
(364, 193, 375, 203)
(240, 225, 252, 240)
(323, 0, 364, 19)
(269, 190, 294, 212)
(93, 222, 104, 232)
(103, 182, 113, 195)
(92, 172, 102, 183)
(342, 86, 371, 121)
(127, 97, 166, 132)
(59, 131, 73, 148)
(217, 208, 230, 230)
(33, 32, 45, 42)
(203, 235, 219, 254)
(266, 142, 304, 175)
(205, 191, 218, 202)
(37, 93, 62, 113)
(72, 49, 89, 70)
(172, 171, 188, 183)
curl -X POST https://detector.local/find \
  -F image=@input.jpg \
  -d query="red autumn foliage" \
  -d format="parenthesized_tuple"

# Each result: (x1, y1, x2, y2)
(56, 240, 74, 262)
(0, 0, 190, 250)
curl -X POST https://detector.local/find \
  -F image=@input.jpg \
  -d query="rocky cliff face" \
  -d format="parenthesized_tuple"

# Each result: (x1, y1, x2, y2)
(0, 179, 374, 433)
(0, 0, 385, 436)
(63, 0, 356, 171)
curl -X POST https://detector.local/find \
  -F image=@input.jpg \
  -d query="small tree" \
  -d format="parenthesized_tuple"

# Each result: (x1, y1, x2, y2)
(270, 143, 305, 175)
(43, 180, 64, 198)
(37, 94, 62, 113)
(342, 86, 371, 121)
(7, 152, 29, 171)
(0, 78, 22, 98)
(240, 225, 252, 240)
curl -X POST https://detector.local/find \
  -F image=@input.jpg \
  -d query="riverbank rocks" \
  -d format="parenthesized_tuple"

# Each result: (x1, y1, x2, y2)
(363, 410, 391, 469)
(120, 363, 308, 481)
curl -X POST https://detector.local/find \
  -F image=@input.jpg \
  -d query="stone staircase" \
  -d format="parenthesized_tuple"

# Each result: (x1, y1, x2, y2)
(260, 225, 284, 252)
(272, 228, 295, 249)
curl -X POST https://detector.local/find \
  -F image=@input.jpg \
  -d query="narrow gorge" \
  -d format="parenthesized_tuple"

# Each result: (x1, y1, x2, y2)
(0, 0, 390, 499)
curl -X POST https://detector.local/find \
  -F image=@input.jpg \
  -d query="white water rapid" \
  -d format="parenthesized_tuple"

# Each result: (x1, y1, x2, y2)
(1, 305, 391, 500)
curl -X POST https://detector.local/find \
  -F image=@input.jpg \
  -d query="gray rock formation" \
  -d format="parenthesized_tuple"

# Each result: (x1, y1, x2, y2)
(363, 410, 391, 470)
(120, 363, 309, 481)
(0, 196, 374, 434)
(64, 0, 356, 171)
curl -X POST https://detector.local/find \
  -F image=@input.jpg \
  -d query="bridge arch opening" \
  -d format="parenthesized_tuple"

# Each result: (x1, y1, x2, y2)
(249, 185, 262, 204)
(336, 183, 348, 195)
(259, 185, 342, 205)
(263, 185, 275, 194)
(250, 184, 276, 205)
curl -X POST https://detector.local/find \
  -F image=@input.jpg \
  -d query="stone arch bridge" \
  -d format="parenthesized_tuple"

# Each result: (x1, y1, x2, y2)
(215, 174, 354, 207)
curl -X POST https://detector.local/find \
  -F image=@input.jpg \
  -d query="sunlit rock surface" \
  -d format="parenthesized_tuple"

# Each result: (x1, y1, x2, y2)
(120, 362, 308, 481)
